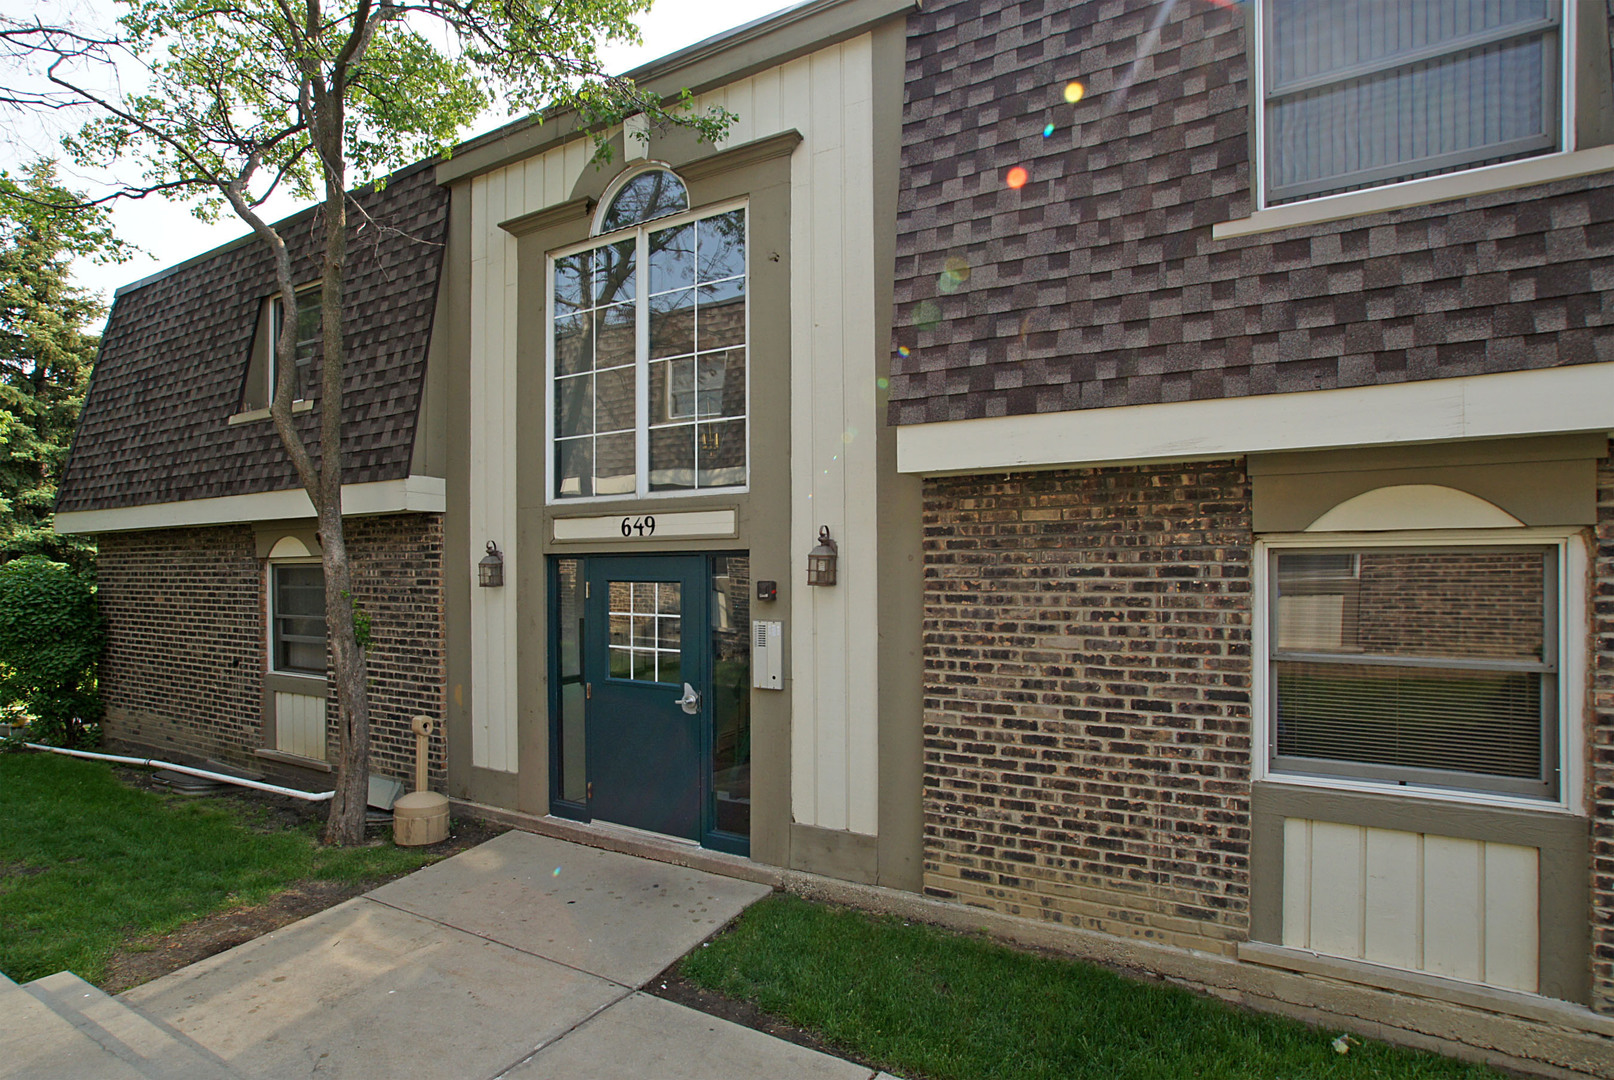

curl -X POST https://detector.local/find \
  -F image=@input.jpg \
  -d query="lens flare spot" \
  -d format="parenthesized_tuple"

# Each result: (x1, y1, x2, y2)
(877, 376, 890, 390)
(938, 256, 972, 295)
(1064, 81, 1085, 104)
(842, 428, 857, 444)
(914, 300, 942, 330)
(1005, 166, 1029, 189)
(1042, 121, 1056, 138)
(552, 867, 561, 876)
(896, 346, 910, 358)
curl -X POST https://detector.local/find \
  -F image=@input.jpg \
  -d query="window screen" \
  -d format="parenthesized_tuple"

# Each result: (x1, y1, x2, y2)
(1263, 0, 1562, 204)
(1269, 546, 1557, 799)
(273, 564, 326, 676)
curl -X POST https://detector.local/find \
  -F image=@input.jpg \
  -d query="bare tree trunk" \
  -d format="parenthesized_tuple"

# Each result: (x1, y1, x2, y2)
(310, 89, 371, 847)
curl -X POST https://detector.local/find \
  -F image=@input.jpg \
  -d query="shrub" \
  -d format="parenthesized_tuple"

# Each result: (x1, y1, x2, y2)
(0, 555, 102, 747)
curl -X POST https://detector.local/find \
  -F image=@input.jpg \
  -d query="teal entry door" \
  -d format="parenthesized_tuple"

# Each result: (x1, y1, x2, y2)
(582, 555, 708, 840)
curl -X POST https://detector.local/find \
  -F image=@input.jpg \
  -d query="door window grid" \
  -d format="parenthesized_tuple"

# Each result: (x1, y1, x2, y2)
(550, 196, 748, 501)
(607, 580, 682, 684)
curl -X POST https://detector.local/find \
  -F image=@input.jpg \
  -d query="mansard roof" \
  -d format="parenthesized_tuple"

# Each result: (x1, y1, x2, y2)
(56, 161, 448, 513)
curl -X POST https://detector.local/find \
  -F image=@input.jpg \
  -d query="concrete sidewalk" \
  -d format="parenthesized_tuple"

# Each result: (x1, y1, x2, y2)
(11, 830, 899, 1079)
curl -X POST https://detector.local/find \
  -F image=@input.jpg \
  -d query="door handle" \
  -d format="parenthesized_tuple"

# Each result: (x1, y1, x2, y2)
(674, 682, 701, 715)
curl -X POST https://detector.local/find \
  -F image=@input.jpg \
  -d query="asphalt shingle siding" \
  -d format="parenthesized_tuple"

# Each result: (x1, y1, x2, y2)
(57, 163, 448, 511)
(888, 0, 1614, 426)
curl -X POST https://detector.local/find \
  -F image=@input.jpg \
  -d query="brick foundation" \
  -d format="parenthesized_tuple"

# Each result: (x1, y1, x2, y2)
(920, 461, 1255, 954)
(97, 513, 446, 790)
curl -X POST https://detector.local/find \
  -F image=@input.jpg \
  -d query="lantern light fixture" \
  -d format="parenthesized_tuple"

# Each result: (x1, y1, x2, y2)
(479, 541, 505, 588)
(807, 525, 838, 586)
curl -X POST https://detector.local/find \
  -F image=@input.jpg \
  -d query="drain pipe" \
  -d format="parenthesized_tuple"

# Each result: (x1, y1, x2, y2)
(23, 743, 336, 802)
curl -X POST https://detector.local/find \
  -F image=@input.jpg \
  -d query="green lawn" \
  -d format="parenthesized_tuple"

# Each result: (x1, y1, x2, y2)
(679, 895, 1503, 1080)
(0, 752, 440, 985)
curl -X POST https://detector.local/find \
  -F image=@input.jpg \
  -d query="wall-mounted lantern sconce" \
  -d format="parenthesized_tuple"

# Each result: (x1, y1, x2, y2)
(479, 541, 505, 588)
(807, 525, 838, 586)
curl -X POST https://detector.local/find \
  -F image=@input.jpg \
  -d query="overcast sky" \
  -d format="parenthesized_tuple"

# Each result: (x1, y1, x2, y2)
(3, 0, 790, 305)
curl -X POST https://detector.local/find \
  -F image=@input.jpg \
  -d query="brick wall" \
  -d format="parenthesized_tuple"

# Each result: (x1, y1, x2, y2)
(343, 513, 447, 789)
(1595, 440, 1614, 1015)
(98, 513, 446, 790)
(98, 525, 264, 764)
(920, 461, 1254, 954)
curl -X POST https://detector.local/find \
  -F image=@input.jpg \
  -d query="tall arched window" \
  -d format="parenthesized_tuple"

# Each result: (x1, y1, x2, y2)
(551, 168, 747, 500)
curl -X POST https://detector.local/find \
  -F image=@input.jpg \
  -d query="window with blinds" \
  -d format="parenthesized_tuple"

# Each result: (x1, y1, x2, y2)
(1269, 545, 1558, 799)
(1262, 0, 1564, 204)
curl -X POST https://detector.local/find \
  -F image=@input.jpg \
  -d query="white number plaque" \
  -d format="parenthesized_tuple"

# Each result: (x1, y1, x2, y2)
(552, 509, 737, 543)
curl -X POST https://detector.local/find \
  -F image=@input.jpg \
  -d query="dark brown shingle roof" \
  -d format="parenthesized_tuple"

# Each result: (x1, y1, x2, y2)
(57, 163, 448, 513)
(887, 0, 1614, 426)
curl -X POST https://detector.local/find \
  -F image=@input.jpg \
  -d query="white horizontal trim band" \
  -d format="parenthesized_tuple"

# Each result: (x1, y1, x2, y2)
(895, 363, 1614, 475)
(54, 475, 447, 534)
(1215, 146, 1614, 239)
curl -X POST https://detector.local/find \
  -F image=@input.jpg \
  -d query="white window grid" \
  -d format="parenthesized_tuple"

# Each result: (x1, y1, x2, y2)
(547, 196, 751, 504)
(607, 581, 682, 684)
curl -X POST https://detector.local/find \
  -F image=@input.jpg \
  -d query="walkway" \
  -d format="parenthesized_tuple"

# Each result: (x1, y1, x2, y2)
(5, 830, 901, 1079)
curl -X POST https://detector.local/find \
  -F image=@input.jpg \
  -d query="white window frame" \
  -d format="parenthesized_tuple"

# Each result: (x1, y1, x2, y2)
(590, 162, 690, 236)
(1253, 0, 1578, 211)
(1252, 527, 1588, 814)
(269, 284, 322, 404)
(268, 558, 326, 679)
(545, 194, 751, 505)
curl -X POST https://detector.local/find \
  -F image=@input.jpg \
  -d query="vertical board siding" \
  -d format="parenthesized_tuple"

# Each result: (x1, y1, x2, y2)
(464, 37, 884, 833)
(1362, 827, 1422, 968)
(468, 173, 492, 771)
(275, 691, 326, 760)
(786, 36, 883, 836)
(1281, 818, 1540, 992)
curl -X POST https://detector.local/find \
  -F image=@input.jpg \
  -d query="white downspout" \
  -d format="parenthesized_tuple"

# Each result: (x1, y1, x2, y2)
(23, 743, 336, 802)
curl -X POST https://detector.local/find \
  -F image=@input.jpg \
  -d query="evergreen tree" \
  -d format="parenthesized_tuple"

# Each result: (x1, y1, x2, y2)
(0, 159, 119, 573)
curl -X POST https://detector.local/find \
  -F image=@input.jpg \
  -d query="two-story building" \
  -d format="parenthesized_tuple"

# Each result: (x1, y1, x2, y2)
(57, 0, 927, 886)
(55, 0, 1614, 1073)
(889, 0, 1613, 1072)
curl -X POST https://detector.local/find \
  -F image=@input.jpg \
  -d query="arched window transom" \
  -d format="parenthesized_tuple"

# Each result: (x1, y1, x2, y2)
(597, 168, 689, 234)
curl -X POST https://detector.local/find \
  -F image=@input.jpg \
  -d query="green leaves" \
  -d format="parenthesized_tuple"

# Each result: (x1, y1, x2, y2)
(54, 0, 731, 214)
(0, 160, 108, 572)
(0, 555, 102, 746)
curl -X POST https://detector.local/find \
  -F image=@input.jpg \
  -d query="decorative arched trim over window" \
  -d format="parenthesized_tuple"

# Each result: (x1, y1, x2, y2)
(594, 164, 688, 235)
(267, 535, 314, 559)
(1306, 485, 1526, 532)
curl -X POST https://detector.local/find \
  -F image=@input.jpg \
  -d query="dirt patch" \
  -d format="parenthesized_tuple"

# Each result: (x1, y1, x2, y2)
(647, 958, 883, 1074)
(1, 862, 47, 878)
(99, 771, 504, 994)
